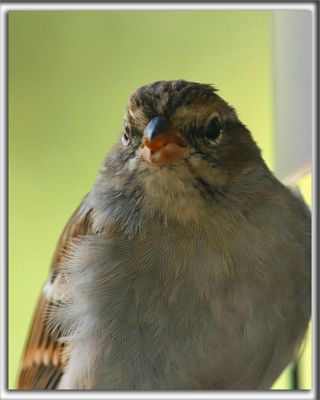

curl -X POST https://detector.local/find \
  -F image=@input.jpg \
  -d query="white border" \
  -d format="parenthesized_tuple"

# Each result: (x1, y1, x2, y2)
(311, 2, 317, 395)
(0, 392, 316, 400)
(0, 2, 317, 400)
(0, 2, 316, 11)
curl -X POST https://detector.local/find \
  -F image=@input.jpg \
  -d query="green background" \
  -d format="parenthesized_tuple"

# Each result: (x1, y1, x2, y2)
(8, 11, 311, 389)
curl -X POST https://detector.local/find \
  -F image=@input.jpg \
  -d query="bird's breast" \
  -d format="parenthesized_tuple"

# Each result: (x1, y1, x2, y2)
(58, 217, 310, 389)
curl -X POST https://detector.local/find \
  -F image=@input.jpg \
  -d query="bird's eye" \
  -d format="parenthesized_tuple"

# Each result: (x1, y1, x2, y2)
(205, 117, 222, 142)
(122, 124, 131, 145)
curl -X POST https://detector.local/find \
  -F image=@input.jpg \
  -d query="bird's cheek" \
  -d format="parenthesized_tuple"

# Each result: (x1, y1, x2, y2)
(139, 143, 189, 166)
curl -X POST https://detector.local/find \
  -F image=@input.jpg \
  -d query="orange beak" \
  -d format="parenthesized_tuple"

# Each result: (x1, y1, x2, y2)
(140, 117, 189, 166)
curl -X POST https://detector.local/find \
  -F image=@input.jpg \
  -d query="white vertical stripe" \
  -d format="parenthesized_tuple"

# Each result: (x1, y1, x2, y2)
(272, 11, 313, 180)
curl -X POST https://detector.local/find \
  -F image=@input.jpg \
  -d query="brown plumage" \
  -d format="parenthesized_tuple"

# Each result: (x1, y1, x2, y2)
(17, 200, 93, 389)
(17, 80, 310, 390)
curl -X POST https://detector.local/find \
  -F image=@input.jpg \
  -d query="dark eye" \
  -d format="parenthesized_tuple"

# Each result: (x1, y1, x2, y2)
(122, 124, 131, 145)
(205, 117, 222, 141)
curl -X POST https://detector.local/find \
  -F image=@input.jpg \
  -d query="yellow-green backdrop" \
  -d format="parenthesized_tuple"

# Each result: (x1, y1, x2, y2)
(8, 10, 311, 390)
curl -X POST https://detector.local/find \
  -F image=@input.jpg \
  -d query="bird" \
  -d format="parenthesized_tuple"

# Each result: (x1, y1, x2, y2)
(17, 80, 311, 390)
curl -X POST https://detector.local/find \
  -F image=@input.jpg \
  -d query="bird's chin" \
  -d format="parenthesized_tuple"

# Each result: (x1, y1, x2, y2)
(139, 143, 190, 167)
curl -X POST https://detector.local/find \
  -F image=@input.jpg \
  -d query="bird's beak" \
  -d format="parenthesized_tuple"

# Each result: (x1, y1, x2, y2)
(140, 116, 189, 166)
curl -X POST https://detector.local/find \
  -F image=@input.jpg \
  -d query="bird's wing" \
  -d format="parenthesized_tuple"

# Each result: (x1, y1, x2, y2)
(17, 197, 93, 389)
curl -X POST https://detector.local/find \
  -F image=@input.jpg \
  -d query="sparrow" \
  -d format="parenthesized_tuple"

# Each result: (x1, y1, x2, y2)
(17, 80, 311, 390)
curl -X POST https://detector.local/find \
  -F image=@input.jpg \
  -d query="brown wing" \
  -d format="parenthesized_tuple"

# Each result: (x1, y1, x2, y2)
(17, 196, 93, 389)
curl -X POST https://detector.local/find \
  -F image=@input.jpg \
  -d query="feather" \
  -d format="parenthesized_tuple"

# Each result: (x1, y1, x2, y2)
(16, 196, 93, 389)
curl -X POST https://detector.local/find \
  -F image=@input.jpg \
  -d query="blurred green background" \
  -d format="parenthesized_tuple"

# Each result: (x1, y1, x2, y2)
(8, 10, 311, 390)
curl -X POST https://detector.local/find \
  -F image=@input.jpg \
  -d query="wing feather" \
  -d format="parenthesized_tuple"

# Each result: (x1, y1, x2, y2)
(17, 196, 93, 389)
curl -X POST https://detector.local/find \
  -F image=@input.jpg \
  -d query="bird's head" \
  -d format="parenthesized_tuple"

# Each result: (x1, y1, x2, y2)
(122, 80, 261, 168)
(96, 80, 266, 227)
